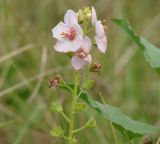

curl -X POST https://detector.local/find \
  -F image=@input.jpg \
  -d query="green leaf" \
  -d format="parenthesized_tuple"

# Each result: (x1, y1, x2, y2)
(75, 102, 87, 112)
(82, 80, 95, 90)
(86, 116, 97, 128)
(50, 100, 63, 112)
(79, 91, 160, 139)
(59, 84, 160, 139)
(50, 126, 64, 137)
(112, 18, 160, 69)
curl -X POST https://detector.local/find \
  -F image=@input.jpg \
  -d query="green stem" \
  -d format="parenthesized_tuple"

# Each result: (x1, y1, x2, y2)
(63, 135, 69, 141)
(110, 121, 118, 144)
(69, 71, 80, 144)
(73, 125, 86, 134)
(61, 79, 73, 92)
(61, 112, 70, 123)
(77, 91, 83, 98)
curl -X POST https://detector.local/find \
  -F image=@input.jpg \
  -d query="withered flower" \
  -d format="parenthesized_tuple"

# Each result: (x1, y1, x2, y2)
(49, 75, 62, 88)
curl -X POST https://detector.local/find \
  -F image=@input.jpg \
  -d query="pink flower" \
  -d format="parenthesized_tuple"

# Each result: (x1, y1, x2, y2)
(95, 21, 107, 53)
(91, 6, 97, 25)
(52, 10, 83, 53)
(91, 7, 107, 53)
(71, 37, 92, 70)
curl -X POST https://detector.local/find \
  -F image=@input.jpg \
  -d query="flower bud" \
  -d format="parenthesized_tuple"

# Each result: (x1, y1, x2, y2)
(90, 62, 102, 75)
(75, 102, 87, 113)
(77, 7, 91, 24)
(102, 20, 108, 32)
(86, 117, 97, 128)
(77, 9, 84, 24)
(50, 126, 64, 137)
(48, 75, 62, 88)
(50, 100, 63, 112)
(73, 136, 79, 144)
(84, 7, 91, 20)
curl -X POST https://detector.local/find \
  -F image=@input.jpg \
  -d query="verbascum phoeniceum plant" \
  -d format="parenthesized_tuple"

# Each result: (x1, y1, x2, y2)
(49, 7, 107, 144)
(49, 6, 160, 144)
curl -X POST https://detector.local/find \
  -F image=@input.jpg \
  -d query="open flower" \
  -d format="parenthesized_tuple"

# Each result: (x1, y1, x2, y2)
(71, 37, 92, 70)
(52, 10, 83, 53)
(91, 7, 107, 53)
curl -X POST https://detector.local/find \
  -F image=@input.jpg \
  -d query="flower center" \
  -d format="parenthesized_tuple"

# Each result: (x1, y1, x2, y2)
(75, 48, 87, 58)
(61, 27, 76, 41)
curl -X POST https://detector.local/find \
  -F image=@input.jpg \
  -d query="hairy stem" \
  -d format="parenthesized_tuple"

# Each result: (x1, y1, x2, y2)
(69, 71, 80, 144)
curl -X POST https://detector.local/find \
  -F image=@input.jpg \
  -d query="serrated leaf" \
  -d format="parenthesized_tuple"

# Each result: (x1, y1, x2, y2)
(75, 102, 87, 112)
(112, 18, 160, 71)
(86, 116, 97, 128)
(82, 80, 95, 90)
(50, 126, 64, 137)
(50, 100, 63, 112)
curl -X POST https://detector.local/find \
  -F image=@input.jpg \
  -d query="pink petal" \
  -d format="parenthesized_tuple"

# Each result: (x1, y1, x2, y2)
(95, 35, 107, 53)
(52, 22, 69, 41)
(54, 40, 72, 53)
(95, 21, 105, 38)
(64, 10, 78, 26)
(82, 36, 92, 53)
(71, 35, 83, 52)
(72, 23, 83, 35)
(54, 36, 83, 53)
(83, 54, 92, 64)
(91, 7, 97, 25)
(71, 56, 88, 70)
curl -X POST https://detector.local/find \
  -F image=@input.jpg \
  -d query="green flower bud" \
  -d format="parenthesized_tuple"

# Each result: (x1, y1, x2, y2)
(77, 7, 91, 23)
(75, 102, 87, 112)
(50, 126, 64, 137)
(86, 117, 97, 128)
(82, 79, 95, 90)
(50, 100, 63, 112)
(73, 136, 80, 144)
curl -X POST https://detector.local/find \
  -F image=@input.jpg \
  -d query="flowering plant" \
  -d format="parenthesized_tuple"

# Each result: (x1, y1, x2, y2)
(50, 7, 107, 144)
(52, 7, 107, 71)
(49, 6, 160, 144)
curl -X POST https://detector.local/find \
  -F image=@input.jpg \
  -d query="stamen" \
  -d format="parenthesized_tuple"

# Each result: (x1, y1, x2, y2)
(61, 27, 76, 41)
(75, 48, 87, 58)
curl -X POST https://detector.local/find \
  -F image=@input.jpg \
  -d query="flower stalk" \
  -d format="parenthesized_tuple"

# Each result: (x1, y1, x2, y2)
(73, 125, 86, 134)
(61, 112, 70, 123)
(69, 71, 81, 144)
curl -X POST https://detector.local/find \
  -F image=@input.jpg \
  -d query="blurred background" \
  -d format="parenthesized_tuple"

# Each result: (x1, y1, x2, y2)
(0, 0, 160, 143)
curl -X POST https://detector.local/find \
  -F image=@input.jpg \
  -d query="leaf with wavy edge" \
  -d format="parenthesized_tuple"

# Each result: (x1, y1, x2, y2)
(80, 91, 159, 139)
(112, 18, 160, 70)
(59, 84, 160, 139)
